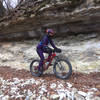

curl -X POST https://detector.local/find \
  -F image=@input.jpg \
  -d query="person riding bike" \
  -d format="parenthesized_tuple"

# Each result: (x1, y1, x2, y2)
(36, 29, 61, 71)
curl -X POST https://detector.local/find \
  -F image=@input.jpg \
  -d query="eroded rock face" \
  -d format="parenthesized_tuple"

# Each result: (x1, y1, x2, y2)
(0, 0, 100, 41)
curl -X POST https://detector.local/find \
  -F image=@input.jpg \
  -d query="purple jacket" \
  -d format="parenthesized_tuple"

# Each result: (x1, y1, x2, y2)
(37, 34, 56, 49)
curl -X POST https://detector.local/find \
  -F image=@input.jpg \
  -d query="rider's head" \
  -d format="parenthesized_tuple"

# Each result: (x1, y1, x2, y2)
(46, 29, 54, 36)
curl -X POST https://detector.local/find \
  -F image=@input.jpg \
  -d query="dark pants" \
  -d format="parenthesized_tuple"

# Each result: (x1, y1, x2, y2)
(37, 46, 52, 70)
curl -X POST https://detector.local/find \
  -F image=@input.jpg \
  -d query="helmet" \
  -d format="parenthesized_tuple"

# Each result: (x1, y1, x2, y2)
(46, 29, 54, 35)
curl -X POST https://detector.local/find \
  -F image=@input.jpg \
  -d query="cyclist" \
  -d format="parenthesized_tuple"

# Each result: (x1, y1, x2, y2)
(36, 29, 61, 71)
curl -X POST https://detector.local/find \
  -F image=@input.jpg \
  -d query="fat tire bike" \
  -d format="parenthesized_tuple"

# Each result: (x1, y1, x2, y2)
(30, 49, 72, 79)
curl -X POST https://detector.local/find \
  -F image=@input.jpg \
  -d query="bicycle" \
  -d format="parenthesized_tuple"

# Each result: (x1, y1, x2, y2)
(30, 49, 72, 79)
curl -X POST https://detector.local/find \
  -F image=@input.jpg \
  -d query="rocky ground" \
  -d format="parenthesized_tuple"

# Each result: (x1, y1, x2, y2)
(0, 66, 100, 100)
(0, 33, 100, 73)
(0, 33, 100, 100)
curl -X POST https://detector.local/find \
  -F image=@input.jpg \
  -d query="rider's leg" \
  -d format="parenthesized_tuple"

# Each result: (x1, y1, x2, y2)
(37, 48, 44, 70)
(48, 50, 52, 61)
(43, 47, 52, 61)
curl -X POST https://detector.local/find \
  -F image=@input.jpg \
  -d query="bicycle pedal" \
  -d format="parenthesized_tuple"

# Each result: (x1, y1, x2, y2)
(50, 63, 53, 66)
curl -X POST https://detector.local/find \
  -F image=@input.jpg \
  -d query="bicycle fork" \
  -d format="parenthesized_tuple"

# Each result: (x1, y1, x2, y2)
(54, 56, 65, 71)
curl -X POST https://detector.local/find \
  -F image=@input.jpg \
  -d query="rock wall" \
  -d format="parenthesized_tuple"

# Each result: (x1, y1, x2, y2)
(0, 0, 100, 41)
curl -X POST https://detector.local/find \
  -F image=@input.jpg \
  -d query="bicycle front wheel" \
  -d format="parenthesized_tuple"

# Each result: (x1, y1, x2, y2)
(53, 58, 72, 79)
(30, 60, 43, 77)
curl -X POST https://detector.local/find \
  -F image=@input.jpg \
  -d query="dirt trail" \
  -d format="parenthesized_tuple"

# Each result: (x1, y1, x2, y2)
(0, 66, 100, 93)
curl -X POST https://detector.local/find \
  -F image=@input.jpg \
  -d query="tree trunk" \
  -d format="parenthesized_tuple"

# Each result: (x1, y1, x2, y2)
(0, 1, 6, 18)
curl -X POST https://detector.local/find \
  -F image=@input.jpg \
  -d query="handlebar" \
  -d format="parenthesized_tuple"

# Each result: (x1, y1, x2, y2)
(52, 49, 61, 53)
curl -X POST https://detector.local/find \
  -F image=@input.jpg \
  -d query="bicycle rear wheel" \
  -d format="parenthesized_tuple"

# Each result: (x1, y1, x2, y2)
(53, 58, 72, 79)
(30, 60, 43, 77)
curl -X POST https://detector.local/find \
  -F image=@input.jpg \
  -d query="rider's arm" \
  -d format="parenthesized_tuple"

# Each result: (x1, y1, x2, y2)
(49, 38, 56, 49)
(49, 37, 62, 53)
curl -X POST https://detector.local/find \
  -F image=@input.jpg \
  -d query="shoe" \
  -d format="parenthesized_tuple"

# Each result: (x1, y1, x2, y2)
(34, 66, 39, 70)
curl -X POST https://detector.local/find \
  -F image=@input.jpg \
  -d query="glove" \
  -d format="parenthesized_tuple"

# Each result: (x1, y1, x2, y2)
(55, 48, 62, 53)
